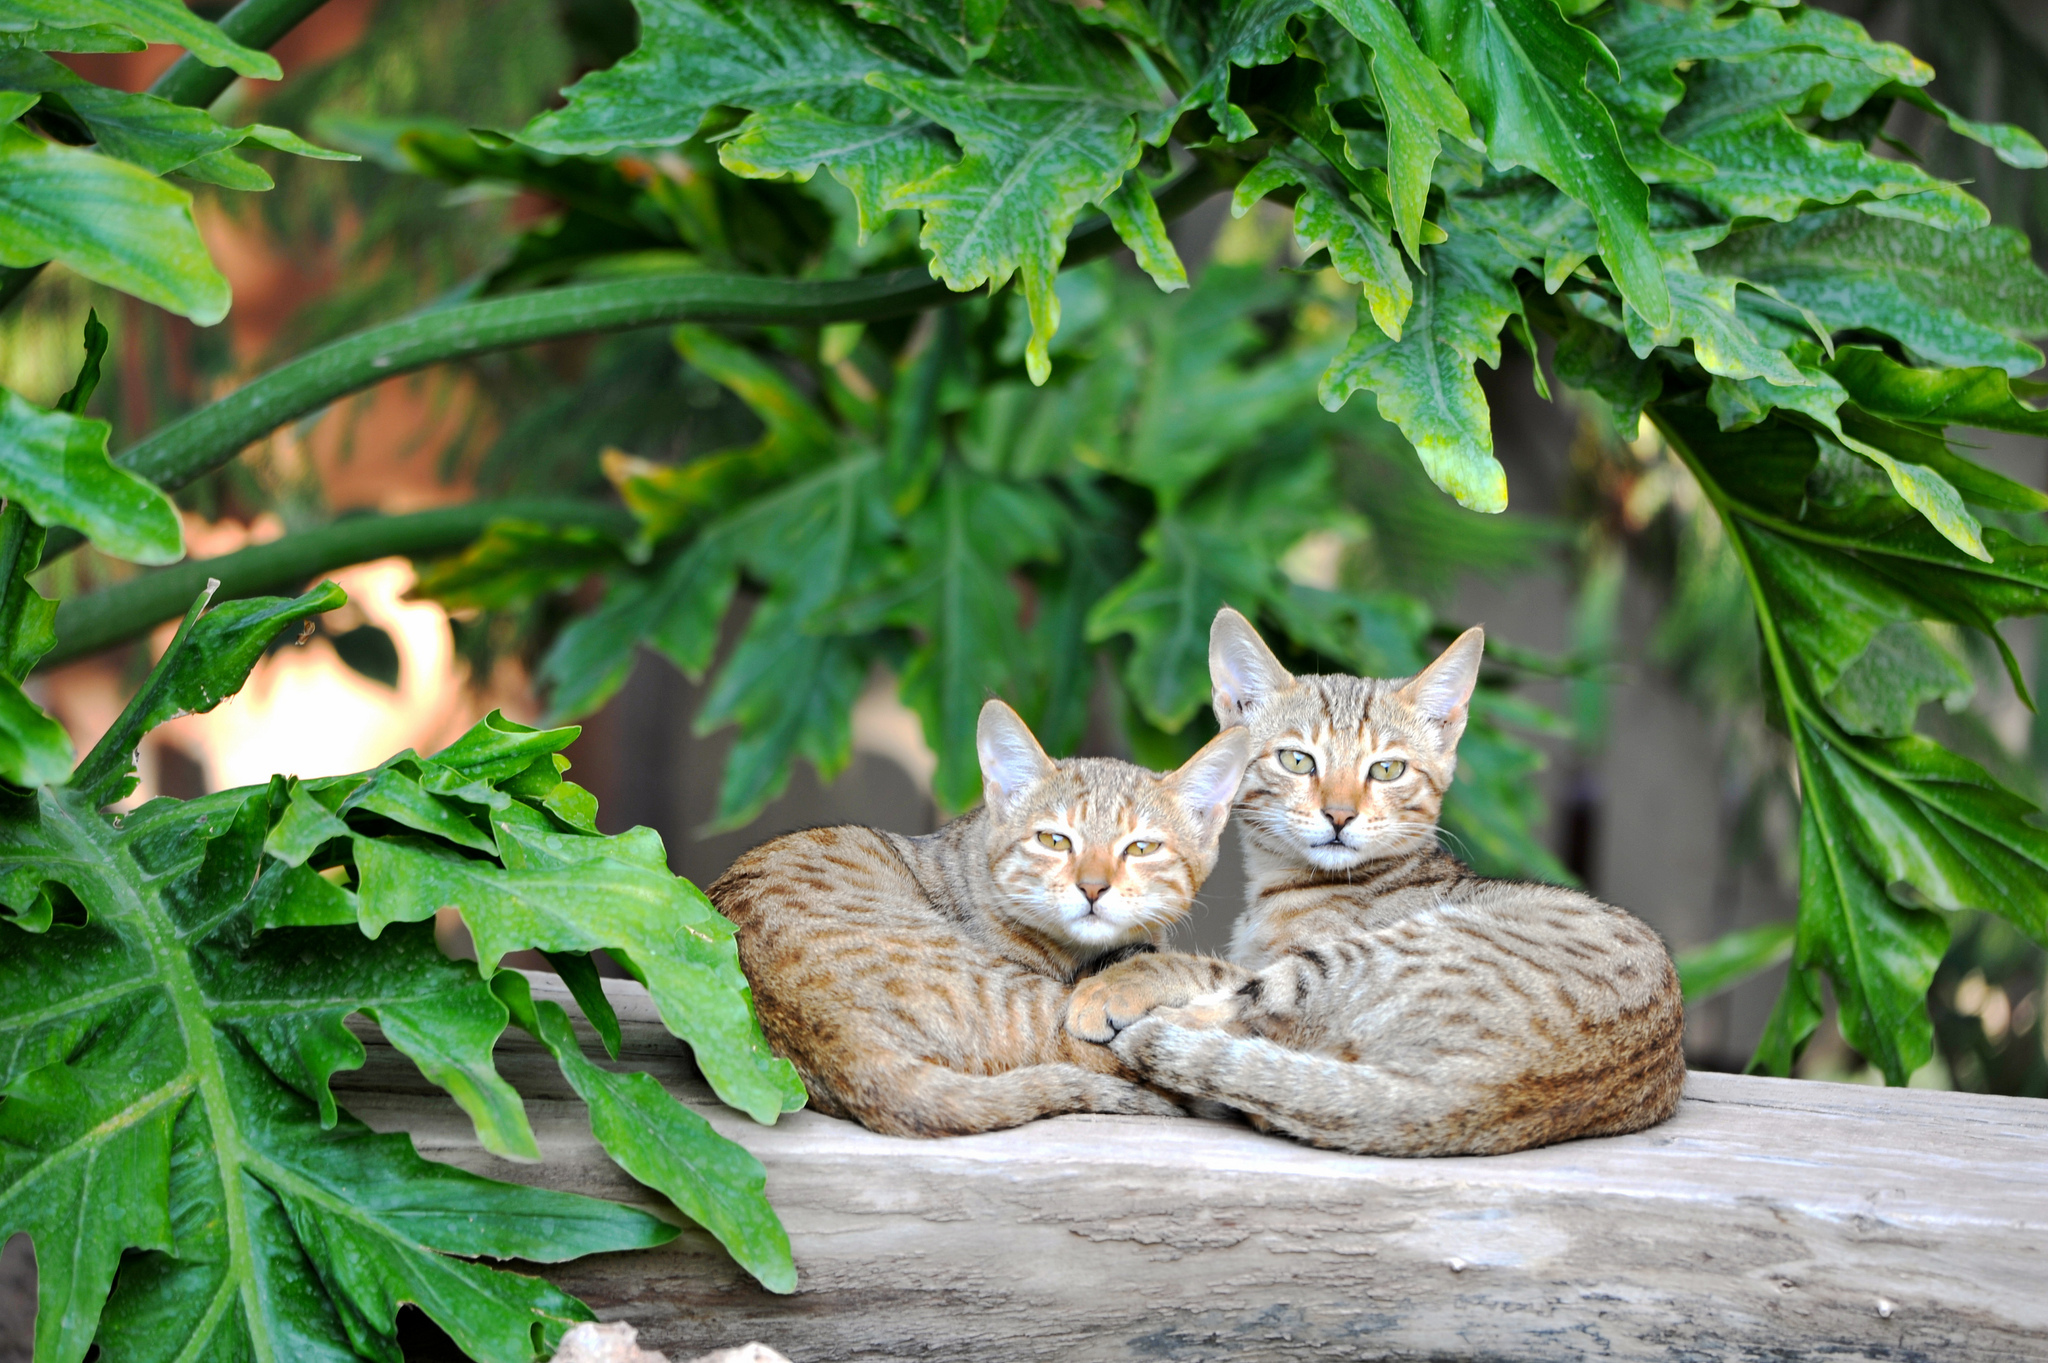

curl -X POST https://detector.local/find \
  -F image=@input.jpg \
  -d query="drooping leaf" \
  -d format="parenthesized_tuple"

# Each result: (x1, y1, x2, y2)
(1660, 403, 2048, 1084)
(1661, 57, 1986, 231)
(874, 0, 1169, 382)
(0, 0, 281, 78)
(1827, 346, 2048, 444)
(497, 974, 796, 1294)
(1413, 0, 1669, 330)
(0, 121, 230, 324)
(833, 464, 1062, 811)
(1702, 209, 2048, 376)
(695, 457, 892, 827)
(1235, 142, 1410, 340)
(0, 387, 181, 565)
(355, 829, 807, 1125)
(72, 582, 346, 808)
(1316, 0, 1475, 261)
(1319, 232, 1521, 512)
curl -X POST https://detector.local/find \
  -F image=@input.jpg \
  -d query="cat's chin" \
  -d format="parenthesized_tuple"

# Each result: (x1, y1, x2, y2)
(1298, 840, 1371, 871)
(1057, 913, 1151, 951)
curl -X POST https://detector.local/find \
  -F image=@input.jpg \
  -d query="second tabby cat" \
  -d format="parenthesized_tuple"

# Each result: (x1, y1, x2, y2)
(1067, 609, 1685, 1156)
(712, 699, 1250, 1137)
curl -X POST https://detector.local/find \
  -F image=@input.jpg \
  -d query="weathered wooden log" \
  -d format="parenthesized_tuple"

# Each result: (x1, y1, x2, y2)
(337, 974, 2048, 1362)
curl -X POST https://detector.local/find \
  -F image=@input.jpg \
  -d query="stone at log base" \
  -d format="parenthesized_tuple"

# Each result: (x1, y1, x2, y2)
(336, 975, 2048, 1363)
(548, 1321, 791, 1363)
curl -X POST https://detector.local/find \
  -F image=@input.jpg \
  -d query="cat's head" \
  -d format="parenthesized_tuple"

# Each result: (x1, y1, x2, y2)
(1209, 607, 1481, 871)
(976, 700, 1251, 954)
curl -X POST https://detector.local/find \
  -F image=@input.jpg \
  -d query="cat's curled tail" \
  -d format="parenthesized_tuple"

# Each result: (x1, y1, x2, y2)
(1110, 1004, 1684, 1158)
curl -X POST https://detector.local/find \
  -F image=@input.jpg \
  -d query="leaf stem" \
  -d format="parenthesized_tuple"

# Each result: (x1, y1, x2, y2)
(43, 166, 1223, 563)
(44, 499, 631, 668)
(148, 0, 336, 109)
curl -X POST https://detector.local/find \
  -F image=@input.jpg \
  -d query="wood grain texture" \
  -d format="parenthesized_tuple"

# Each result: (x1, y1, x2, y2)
(335, 975, 2048, 1362)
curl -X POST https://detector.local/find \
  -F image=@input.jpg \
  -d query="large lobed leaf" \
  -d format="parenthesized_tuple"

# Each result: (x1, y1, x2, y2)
(1659, 404, 2048, 1083)
(2, 584, 806, 1362)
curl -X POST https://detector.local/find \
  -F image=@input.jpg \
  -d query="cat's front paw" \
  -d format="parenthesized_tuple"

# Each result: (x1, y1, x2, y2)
(1068, 969, 1171, 1042)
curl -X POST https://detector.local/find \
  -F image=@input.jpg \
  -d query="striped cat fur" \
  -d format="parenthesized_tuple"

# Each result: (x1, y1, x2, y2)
(712, 699, 1251, 1137)
(1066, 609, 1685, 1156)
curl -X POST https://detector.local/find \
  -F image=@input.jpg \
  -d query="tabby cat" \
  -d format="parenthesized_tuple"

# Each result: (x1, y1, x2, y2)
(1067, 609, 1685, 1156)
(712, 699, 1251, 1137)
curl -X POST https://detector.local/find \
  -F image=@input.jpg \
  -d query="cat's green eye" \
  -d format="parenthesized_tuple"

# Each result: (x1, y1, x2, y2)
(1124, 840, 1160, 857)
(1369, 759, 1408, 781)
(1036, 831, 1072, 851)
(1277, 749, 1316, 775)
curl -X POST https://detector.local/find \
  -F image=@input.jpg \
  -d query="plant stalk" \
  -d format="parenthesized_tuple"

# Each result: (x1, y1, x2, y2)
(46, 499, 631, 667)
(149, 0, 336, 109)
(46, 166, 1224, 563)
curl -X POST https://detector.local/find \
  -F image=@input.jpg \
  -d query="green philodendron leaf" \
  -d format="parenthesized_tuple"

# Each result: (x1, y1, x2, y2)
(411, 519, 626, 613)
(1702, 209, 2048, 376)
(874, 0, 1167, 383)
(71, 582, 347, 807)
(833, 464, 1063, 813)
(0, 21, 144, 53)
(1622, 241, 1804, 385)
(1177, 0, 1312, 143)
(695, 457, 891, 827)
(539, 534, 741, 723)
(1662, 403, 2048, 1085)
(718, 103, 953, 242)
(1236, 143, 1409, 340)
(356, 834, 806, 1124)
(1663, 68, 1986, 232)
(1706, 365, 1989, 561)
(1316, 0, 1476, 262)
(0, 0, 280, 78)
(1319, 232, 1519, 513)
(1096, 263, 1326, 504)
(1674, 921, 1796, 1003)
(1089, 448, 1338, 731)
(1101, 170, 1187, 292)
(845, 0, 1007, 73)
(0, 672, 68, 786)
(0, 784, 675, 1363)
(1885, 83, 2048, 171)
(1749, 962, 1825, 1077)
(606, 327, 840, 546)
(0, 122, 229, 324)
(1412, 0, 1669, 331)
(0, 53, 355, 180)
(1821, 621, 1971, 739)
(497, 975, 797, 1294)
(1827, 346, 2048, 444)
(523, 0, 922, 154)
(1792, 744, 1949, 1086)
(0, 387, 181, 565)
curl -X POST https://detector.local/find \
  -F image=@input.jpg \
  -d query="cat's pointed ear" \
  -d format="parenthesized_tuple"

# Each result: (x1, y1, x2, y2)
(1211, 607, 1293, 727)
(1167, 726, 1253, 844)
(1398, 626, 1484, 748)
(978, 699, 1055, 816)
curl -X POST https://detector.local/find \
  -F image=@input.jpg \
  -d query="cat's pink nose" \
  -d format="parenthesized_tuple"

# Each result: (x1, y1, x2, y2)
(1324, 807, 1356, 831)
(1078, 881, 1109, 904)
